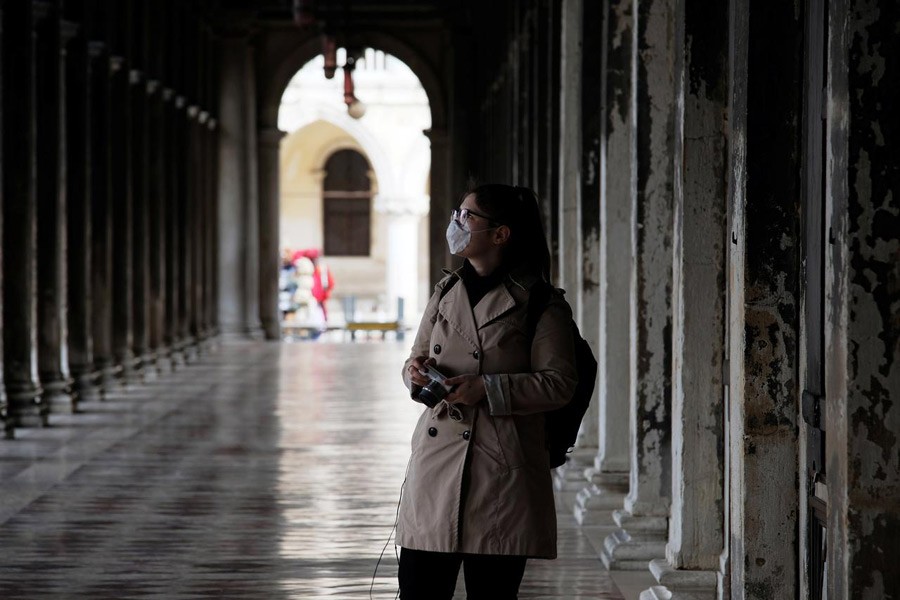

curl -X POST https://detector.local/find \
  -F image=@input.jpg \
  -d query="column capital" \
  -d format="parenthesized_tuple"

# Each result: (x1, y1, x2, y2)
(175, 96, 187, 110)
(207, 118, 218, 131)
(129, 69, 144, 85)
(187, 105, 200, 119)
(32, 0, 53, 22)
(88, 41, 106, 58)
(109, 55, 126, 73)
(60, 20, 80, 44)
(162, 88, 175, 102)
(198, 111, 210, 124)
(146, 79, 160, 95)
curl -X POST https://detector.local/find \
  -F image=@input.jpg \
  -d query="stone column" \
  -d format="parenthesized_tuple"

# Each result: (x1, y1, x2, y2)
(109, 53, 135, 381)
(175, 95, 194, 358)
(726, 2, 803, 596)
(0, 3, 5, 433)
(575, 0, 634, 525)
(207, 117, 220, 335)
(217, 34, 262, 337)
(642, 0, 728, 597)
(186, 104, 202, 351)
(425, 127, 450, 287)
(90, 42, 117, 390)
(146, 79, 166, 371)
(826, 2, 900, 597)
(163, 88, 181, 365)
(3, 1, 46, 434)
(258, 126, 285, 340)
(553, 0, 596, 499)
(130, 67, 151, 375)
(65, 20, 99, 404)
(36, 5, 75, 412)
(602, 0, 676, 570)
(376, 196, 428, 321)
(196, 110, 211, 344)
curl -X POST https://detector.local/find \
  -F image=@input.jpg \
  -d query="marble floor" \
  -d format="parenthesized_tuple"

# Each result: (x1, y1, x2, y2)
(0, 341, 630, 599)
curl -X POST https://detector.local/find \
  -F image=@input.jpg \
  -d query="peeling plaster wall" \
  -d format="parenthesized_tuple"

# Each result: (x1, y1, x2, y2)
(827, 1, 900, 598)
(728, 0, 803, 597)
(624, 0, 675, 516)
(576, 0, 602, 450)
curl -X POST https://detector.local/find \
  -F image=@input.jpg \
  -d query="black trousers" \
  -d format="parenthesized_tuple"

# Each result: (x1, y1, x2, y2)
(398, 547, 527, 600)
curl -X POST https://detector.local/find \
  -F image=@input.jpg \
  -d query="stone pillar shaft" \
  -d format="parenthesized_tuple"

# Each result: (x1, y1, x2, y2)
(131, 68, 150, 373)
(216, 36, 262, 338)
(575, 0, 635, 527)
(36, 6, 74, 410)
(163, 89, 181, 359)
(642, 1, 729, 597)
(89, 42, 116, 388)
(175, 96, 192, 351)
(258, 127, 284, 340)
(65, 25, 99, 404)
(110, 54, 134, 378)
(3, 1, 45, 433)
(146, 80, 166, 365)
(603, 0, 676, 571)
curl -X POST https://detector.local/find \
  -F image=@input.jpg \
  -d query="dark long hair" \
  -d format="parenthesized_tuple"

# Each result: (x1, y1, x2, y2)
(465, 183, 552, 282)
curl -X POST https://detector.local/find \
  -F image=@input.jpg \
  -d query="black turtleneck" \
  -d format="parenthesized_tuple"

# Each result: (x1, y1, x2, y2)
(460, 260, 509, 308)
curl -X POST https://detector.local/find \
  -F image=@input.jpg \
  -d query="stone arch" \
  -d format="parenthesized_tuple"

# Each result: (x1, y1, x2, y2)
(259, 32, 446, 133)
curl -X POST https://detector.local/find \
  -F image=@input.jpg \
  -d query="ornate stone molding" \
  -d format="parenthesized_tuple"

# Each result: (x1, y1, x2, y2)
(373, 194, 430, 217)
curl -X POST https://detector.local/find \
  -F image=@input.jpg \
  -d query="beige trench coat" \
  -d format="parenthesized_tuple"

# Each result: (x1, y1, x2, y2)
(396, 265, 577, 558)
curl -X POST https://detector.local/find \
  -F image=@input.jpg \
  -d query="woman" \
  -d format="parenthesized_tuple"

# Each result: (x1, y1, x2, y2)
(398, 184, 578, 599)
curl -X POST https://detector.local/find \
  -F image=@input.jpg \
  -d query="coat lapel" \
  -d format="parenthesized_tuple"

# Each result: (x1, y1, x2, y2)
(472, 283, 518, 329)
(438, 276, 481, 351)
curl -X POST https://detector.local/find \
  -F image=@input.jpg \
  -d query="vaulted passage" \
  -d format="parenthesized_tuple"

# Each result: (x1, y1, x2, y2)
(0, 1, 897, 599)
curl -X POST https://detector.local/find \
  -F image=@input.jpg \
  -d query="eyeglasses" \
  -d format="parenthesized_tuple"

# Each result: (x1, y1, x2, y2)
(451, 208, 497, 226)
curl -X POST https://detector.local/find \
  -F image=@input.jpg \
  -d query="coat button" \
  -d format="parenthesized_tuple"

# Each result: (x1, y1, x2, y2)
(428, 427, 438, 437)
(433, 344, 442, 355)
(472, 350, 479, 360)
(462, 430, 471, 441)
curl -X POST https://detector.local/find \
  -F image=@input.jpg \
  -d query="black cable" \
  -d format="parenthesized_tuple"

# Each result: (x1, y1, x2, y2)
(371, 456, 411, 600)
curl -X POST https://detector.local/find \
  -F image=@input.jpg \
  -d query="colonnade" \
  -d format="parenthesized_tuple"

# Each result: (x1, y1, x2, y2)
(467, 0, 899, 598)
(1, 1, 220, 439)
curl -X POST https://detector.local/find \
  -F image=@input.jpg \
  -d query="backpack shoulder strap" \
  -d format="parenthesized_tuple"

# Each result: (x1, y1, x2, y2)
(438, 273, 459, 301)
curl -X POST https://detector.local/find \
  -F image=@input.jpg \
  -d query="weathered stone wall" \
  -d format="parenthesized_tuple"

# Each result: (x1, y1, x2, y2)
(827, 0, 900, 597)
(727, 1, 804, 597)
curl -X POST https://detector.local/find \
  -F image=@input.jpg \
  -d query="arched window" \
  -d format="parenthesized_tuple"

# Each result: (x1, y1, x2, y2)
(322, 149, 372, 256)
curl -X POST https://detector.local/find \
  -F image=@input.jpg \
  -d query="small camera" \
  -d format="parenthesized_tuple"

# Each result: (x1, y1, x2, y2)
(415, 365, 454, 408)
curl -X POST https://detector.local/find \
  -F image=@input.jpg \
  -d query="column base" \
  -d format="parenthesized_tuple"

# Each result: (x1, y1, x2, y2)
(41, 377, 76, 414)
(96, 362, 123, 396)
(138, 351, 159, 381)
(638, 559, 719, 600)
(553, 447, 598, 491)
(72, 372, 102, 404)
(575, 471, 629, 525)
(601, 509, 668, 570)
(6, 382, 48, 429)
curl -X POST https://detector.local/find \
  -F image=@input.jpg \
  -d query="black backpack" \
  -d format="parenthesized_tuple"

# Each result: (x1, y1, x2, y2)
(525, 282, 598, 468)
(438, 276, 598, 469)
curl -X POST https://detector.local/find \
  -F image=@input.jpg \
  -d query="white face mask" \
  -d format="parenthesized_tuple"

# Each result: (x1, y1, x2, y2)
(446, 220, 470, 255)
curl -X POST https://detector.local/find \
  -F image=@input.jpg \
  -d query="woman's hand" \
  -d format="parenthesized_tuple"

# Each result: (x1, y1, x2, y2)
(444, 374, 486, 406)
(407, 356, 436, 387)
